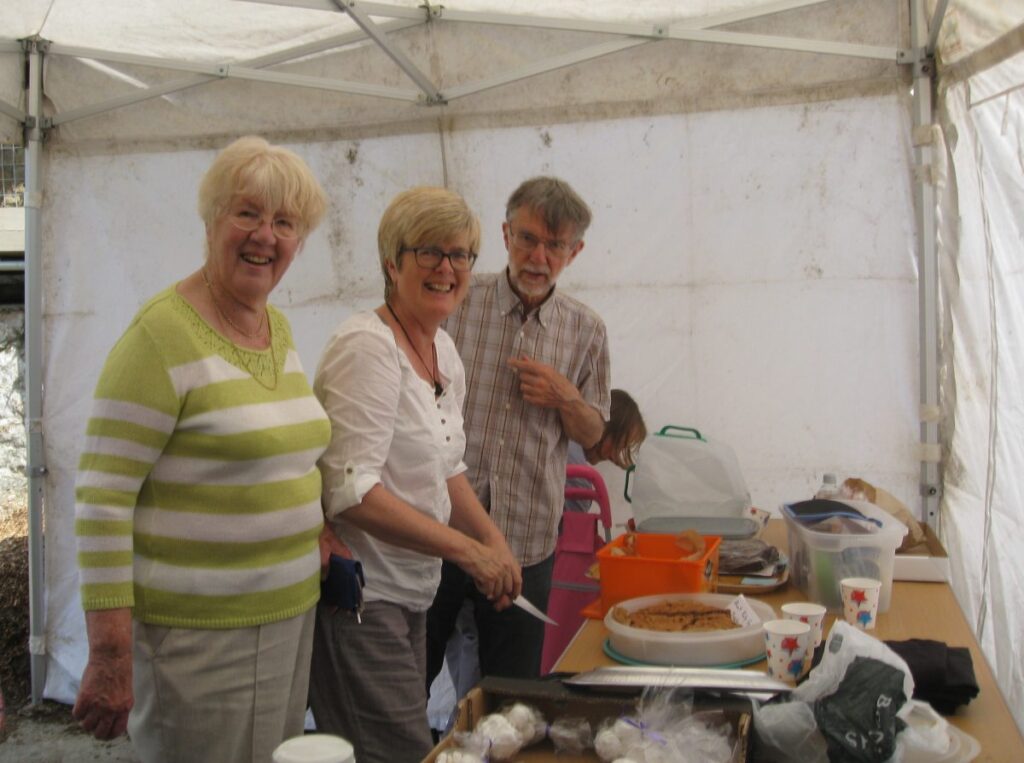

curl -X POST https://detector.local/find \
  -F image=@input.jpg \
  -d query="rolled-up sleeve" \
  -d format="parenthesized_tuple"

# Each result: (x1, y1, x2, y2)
(314, 327, 401, 519)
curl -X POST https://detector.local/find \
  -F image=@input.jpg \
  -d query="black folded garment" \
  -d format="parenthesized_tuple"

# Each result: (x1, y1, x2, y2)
(884, 638, 979, 714)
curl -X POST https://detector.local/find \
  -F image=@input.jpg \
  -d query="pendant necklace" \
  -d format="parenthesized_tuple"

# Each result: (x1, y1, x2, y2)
(202, 269, 278, 391)
(385, 301, 443, 398)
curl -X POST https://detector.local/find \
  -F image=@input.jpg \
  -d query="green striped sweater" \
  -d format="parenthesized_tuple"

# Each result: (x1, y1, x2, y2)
(75, 286, 331, 629)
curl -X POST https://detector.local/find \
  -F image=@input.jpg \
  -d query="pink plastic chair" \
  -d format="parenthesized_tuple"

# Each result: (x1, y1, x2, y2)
(541, 464, 612, 673)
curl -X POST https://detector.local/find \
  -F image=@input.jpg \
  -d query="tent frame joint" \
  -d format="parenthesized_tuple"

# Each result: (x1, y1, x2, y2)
(419, 1, 442, 21)
(900, 44, 936, 79)
(19, 36, 51, 55)
(23, 116, 54, 131)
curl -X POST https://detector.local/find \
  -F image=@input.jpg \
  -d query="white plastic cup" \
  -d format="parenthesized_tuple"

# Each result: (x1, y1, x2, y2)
(840, 576, 882, 630)
(781, 601, 828, 647)
(272, 734, 355, 763)
(762, 619, 812, 685)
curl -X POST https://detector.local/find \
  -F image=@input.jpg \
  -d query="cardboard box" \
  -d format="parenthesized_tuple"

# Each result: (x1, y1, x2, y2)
(893, 523, 949, 582)
(422, 676, 751, 762)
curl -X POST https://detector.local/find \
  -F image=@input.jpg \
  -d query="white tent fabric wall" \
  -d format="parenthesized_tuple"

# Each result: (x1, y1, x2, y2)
(936, 49, 1024, 734)
(1, 0, 1021, 735)
(38, 93, 919, 703)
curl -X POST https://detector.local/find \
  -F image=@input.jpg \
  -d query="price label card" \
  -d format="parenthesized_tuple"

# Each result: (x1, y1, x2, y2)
(729, 594, 763, 627)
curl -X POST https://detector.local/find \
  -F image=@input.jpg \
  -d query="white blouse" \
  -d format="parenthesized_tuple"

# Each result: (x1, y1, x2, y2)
(314, 311, 468, 611)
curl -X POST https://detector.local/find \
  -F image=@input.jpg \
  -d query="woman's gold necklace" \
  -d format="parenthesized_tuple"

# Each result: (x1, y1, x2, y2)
(202, 268, 266, 339)
(202, 269, 279, 391)
(385, 301, 443, 398)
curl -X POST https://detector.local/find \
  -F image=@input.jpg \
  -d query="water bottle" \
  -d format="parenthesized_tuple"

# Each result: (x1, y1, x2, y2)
(815, 473, 840, 499)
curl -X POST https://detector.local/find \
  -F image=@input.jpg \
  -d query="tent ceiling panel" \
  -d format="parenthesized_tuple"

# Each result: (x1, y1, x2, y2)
(931, 0, 1024, 67)
(4, 0, 906, 150)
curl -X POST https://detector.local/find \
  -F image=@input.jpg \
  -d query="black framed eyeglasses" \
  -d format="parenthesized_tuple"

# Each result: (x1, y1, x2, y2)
(401, 246, 478, 272)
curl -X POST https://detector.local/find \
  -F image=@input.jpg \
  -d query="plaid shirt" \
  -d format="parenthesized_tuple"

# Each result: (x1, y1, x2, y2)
(445, 270, 610, 565)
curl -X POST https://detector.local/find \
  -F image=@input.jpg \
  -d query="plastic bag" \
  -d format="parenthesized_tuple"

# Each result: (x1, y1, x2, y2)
(452, 702, 549, 761)
(548, 717, 593, 755)
(593, 689, 737, 763)
(753, 621, 916, 763)
(500, 702, 547, 746)
(719, 538, 781, 574)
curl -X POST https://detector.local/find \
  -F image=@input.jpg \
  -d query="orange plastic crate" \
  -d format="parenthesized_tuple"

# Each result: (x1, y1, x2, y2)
(582, 533, 721, 618)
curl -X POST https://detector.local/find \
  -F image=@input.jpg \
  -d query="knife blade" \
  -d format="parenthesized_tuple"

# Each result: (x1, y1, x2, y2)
(563, 666, 792, 694)
(513, 595, 558, 626)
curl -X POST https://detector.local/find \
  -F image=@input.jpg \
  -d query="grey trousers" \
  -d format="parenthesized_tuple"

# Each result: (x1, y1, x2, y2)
(309, 600, 434, 763)
(128, 608, 315, 763)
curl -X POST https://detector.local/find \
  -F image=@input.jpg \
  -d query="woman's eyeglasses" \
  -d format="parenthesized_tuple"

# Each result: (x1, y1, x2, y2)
(228, 207, 301, 239)
(402, 246, 478, 272)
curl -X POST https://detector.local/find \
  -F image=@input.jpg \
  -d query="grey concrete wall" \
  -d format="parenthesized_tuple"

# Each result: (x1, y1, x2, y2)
(0, 308, 25, 517)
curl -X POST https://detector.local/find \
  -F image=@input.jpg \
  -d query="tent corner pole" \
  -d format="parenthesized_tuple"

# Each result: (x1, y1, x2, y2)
(22, 35, 49, 707)
(909, 1, 942, 531)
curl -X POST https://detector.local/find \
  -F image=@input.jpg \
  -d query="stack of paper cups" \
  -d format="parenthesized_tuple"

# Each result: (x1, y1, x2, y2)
(273, 734, 355, 763)
(781, 601, 827, 675)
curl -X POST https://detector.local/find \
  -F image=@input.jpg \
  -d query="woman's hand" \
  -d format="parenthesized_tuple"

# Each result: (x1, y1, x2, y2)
(319, 522, 353, 580)
(461, 537, 522, 611)
(72, 609, 133, 740)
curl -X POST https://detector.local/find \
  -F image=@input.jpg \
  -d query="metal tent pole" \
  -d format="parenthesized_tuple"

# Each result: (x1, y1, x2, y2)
(909, 1, 942, 528)
(23, 36, 48, 705)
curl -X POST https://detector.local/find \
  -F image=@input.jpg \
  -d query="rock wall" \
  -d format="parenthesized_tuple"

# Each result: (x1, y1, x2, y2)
(0, 309, 25, 517)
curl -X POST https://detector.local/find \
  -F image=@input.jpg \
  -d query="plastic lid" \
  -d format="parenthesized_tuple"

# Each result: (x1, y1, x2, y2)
(272, 734, 355, 763)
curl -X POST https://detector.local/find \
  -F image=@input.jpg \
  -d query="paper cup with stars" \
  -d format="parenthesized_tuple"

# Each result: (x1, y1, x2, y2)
(840, 577, 882, 630)
(762, 619, 812, 684)
(781, 601, 828, 647)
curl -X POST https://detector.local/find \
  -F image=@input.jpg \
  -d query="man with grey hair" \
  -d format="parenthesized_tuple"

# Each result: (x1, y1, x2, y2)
(427, 176, 611, 682)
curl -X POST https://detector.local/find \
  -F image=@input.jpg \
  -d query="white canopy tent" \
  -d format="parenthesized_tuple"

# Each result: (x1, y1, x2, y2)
(1, 0, 1021, 735)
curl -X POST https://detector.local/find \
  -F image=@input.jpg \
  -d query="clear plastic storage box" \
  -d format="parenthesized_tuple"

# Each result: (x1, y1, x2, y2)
(781, 499, 908, 612)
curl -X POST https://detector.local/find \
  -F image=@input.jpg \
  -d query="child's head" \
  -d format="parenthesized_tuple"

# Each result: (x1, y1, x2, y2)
(584, 389, 647, 468)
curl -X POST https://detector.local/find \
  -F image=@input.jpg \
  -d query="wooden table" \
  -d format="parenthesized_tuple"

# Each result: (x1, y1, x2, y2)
(554, 522, 1023, 761)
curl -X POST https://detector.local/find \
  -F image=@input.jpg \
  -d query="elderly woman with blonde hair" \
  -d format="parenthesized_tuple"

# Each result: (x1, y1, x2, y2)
(310, 186, 521, 763)
(72, 136, 332, 762)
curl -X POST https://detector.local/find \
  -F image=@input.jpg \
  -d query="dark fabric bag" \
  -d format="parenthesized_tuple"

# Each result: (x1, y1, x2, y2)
(321, 554, 365, 614)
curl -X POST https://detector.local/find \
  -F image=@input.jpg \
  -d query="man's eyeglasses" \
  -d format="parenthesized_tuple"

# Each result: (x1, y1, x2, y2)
(228, 207, 301, 240)
(402, 246, 478, 272)
(508, 229, 575, 259)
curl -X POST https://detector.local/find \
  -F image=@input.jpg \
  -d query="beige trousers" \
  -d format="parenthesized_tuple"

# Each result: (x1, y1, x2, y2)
(127, 608, 315, 763)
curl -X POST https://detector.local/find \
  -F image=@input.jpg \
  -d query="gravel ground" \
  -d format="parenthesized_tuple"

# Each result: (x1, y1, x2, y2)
(0, 701, 139, 762)
(0, 500, 139, 762)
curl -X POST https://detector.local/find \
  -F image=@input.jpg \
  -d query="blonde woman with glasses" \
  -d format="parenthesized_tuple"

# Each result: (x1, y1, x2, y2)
(310, 186, 520, 763)
(73, 136, 331, 762)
